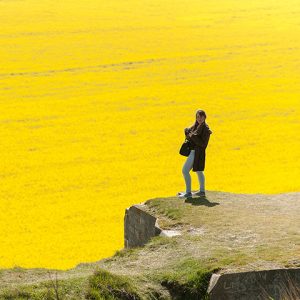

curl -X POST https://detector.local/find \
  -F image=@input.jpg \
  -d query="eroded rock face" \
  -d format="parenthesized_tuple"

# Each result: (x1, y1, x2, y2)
(208, 268, 300, 300)
(124, 204, 184, 248)
(124, 204, 160, 248)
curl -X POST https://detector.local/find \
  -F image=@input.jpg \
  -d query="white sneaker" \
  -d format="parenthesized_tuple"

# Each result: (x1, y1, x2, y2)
(177, 192, 192, 198)
(192, 190, 206, 197)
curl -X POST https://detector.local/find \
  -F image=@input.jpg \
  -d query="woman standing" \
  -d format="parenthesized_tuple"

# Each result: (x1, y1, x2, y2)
(178, 109, 212, 198)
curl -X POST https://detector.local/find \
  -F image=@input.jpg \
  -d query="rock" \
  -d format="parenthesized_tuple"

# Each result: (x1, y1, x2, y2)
(207, 268, 300, 300)
(124, 204, 158, 248)
(159, 230, 182, 237)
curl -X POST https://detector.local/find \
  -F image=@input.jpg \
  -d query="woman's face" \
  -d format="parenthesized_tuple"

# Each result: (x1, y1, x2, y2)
(196, 113, 205, 124)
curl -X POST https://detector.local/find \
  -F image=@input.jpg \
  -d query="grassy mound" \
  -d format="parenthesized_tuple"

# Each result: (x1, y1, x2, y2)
(0, 191, 299, 299)
(86, 268, 141, 300)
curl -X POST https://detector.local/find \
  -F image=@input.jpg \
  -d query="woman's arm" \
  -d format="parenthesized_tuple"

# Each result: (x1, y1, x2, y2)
(184, 127, 193, 138)
(189, 127, 210, 148)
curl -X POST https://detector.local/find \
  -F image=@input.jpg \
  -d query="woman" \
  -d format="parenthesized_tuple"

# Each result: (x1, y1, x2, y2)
(178, 109, 212, 198)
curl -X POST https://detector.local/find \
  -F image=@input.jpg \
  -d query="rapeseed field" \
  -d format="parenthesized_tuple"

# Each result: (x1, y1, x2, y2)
(0, 0, 299, 269)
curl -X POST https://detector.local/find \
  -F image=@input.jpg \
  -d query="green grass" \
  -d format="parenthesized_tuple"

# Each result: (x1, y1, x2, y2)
(110, 247, 141, 260)
(0, 277, 89, 300)
(145, 198, 184, 221)
(86, 268, 142, 300)
(150, 258, 217, 300)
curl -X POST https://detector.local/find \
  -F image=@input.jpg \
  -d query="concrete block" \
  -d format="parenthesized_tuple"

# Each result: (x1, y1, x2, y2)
(208, 268, 300, 300)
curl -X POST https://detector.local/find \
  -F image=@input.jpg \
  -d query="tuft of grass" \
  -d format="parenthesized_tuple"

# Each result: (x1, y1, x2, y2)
(86, 268, 142, 300)
(152, 257, 216, 300)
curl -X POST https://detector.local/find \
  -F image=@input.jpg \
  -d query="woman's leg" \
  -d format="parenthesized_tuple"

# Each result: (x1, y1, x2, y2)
(196, 171, 205, 192)
(182, 150, 195, 193)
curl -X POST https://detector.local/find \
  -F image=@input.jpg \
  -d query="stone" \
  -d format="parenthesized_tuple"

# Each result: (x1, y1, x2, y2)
(124, 204, 157, 248)
(159, 230, 182, 237)
(207, 268, 300, 300)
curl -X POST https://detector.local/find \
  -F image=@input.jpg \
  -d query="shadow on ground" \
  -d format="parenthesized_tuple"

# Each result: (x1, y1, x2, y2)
(185, 196, 220, 207)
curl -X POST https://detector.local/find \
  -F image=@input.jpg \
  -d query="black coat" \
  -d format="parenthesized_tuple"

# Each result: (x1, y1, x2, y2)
(184, 122, 212, 171)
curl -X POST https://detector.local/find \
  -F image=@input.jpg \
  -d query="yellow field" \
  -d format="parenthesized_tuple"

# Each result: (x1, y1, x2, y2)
(0, 0, 299, 270)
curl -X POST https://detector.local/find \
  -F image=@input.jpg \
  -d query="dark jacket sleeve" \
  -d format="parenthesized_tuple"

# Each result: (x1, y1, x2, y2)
(189, 127, 211, 148)
(184, 127, 192, 138)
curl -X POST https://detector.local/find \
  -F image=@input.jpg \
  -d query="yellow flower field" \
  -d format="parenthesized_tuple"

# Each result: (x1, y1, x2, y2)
(0, 0, 299, 270)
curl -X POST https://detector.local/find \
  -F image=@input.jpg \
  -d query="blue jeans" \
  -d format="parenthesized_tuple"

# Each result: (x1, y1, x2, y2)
(182, 150, 205, 193)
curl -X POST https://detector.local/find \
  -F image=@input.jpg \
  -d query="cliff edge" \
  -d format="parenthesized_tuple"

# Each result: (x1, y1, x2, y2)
(0, 191, 299, 299)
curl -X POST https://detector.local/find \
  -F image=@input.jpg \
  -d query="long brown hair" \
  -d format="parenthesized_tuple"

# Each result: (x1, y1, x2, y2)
(190, 109, 207, 130)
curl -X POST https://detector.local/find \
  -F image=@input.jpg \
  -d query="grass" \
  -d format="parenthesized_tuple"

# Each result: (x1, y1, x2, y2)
(111, 248, 141, 260)
(0, 276, 89, 300)
(145, 198, 184, 221)
(152, 258, 217, 300)
(0, 191, 299, 298)
(86, 268, 142, 300)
